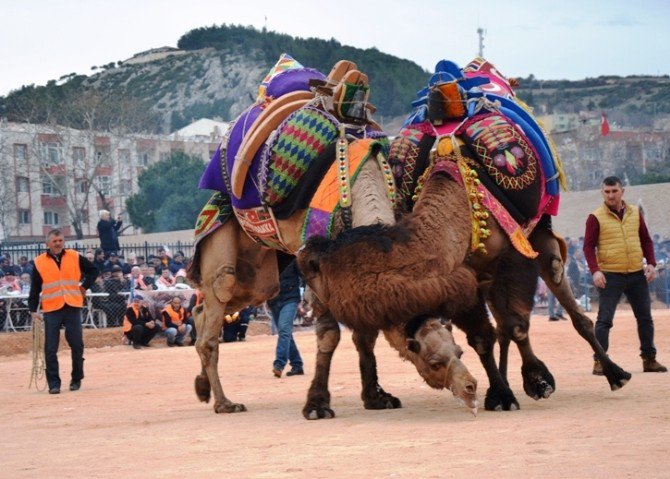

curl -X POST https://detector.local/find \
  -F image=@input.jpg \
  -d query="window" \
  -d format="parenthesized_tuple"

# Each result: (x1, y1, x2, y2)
(94, 176, 112, 195)
(44, 211, 59, 226)
(95, 147, 111, 165)
(40, 142, 63, 165)
(18, 210, 31, 224)
(73, 147, 86, 167)
(76, 179, 88, 194)
(137, 150, 151, 166)
(42, 179, 57, 195)
(119, 179, 132, 195)
(14, 144, 27, 161)
(16, 177, 30, 193)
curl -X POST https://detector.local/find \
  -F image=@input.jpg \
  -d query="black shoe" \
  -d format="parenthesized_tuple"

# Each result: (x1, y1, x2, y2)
(175, 341, 184, 347)
(69, 381, 81, 391)
(272, 368, 282, 378)
(49, 387, 60, 395)
(133, 343, 142, 349)
(548, 316, 560, 321)
(557, 314, 568, 320)
(286, 368, 304, 376)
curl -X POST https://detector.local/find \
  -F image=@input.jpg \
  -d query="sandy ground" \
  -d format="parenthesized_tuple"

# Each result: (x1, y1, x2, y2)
(0, 309, 669, 479)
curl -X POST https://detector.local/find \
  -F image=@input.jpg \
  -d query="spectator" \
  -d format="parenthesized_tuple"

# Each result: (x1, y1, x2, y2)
(161, 296, 192, 346)
(102, 265, 130, 327)
(268, 257, 304, 378)
(0, 267, 21, 292)
(1, 256, 20, 276)
(157, 247, 173, 272)
(19, 273, 32, 294)
(122, 295, 159, 349)
(135, 255, 147, 268)
(129, 266, 153, 291)
(97, 210, 122, 257)
(92, 249, 106, 273)
(103, 252, 123, 271)
(169, 252, 187, 275)
(223, 305, 254, 342)
(155, 267, 175, 290)
(140, 265, 158, 290)
(17, 256, 34, 277)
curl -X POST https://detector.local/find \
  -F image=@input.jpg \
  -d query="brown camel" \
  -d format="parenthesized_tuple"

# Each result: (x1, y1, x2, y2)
(298, 168, 632, 413)
(189, 164, 478, 416)
(189, 55, 484, 418)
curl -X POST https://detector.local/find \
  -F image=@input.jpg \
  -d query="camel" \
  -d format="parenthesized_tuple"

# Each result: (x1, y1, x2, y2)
(188, 56, 479, 416)
(297, 58, 632, 414)
(299, 167, 632, 413)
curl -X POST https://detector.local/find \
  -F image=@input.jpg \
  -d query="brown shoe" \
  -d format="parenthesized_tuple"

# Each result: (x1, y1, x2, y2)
(272, 368, 282, 378)
(642, 355, 668, 373)
(592, 359, 604, 376)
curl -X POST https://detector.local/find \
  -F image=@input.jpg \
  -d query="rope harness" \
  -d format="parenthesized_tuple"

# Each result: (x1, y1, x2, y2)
(29, 319, 47, 391)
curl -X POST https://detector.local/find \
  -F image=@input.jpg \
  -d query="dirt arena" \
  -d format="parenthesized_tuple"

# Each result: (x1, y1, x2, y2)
(1, 309, 668, 478)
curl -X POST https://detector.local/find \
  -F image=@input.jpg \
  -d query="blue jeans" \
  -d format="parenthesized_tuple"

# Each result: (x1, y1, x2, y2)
(270, 301, 303, 371)
(165, 324, 193, 345)
(44, 305, 84, 389)
(595, 271, 656, 356)
(548, 292, 564, 317)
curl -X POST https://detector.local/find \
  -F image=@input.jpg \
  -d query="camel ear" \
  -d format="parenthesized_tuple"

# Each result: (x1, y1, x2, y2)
(406, 338, 421, 354)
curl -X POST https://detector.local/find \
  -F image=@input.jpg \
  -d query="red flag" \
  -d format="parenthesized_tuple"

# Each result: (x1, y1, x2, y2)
(600, 113, 610, 136)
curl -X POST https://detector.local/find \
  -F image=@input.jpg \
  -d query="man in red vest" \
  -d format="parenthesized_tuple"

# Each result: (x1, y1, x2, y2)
(29, 229, 99, 394)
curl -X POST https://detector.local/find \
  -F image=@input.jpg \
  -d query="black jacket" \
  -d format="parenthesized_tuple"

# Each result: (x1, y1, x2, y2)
(97, 218, 122, 253)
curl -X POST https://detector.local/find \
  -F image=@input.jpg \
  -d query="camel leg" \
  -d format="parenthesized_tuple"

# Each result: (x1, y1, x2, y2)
(497, 324, 511, 385)
(352, 329, 402, 410)
(531, 228, 631, 390)
(488, 251, 556, 401)
(303, 312, 341, 419)
(453, 293, 519, 411)
(194, 297, 247, 414)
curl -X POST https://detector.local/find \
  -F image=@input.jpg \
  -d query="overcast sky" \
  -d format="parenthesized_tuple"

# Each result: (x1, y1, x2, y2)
(1, 0, 668, 96)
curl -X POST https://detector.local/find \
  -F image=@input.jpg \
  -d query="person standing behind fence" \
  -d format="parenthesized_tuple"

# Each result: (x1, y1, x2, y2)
(584, 176, 666, 375)
(97, 210, 122, 257)
(123, 295, 159, 349)
(161, 296, 192, 346)
(29, 229, 99, 395)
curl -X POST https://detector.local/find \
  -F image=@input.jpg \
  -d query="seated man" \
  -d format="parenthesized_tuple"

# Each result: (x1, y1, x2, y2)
(154, 267, 175, 290)
(123, 294, 159, 349)
(161, 296, 192, 346)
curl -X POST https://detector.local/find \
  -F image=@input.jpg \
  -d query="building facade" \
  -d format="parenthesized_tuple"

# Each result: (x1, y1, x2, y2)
(0, 120, 221, 242)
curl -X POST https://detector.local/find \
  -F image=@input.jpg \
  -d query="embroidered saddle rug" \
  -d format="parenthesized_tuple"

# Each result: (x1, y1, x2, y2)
(389, 57, 567, 258)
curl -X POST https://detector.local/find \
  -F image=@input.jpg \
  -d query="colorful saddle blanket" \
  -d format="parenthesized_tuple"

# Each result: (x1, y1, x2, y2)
(389, 57, 567, 257)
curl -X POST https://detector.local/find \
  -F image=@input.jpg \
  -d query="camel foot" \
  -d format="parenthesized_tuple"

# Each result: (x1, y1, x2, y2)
(521, 362, 556, 400)
(303, 401, 336, 420)
(363, 388, 402, 410)
(214, 401, 247, 414)
(484, 385, 520, 411)
(195, 375, 211, 403)
(603, 362, 632, 391)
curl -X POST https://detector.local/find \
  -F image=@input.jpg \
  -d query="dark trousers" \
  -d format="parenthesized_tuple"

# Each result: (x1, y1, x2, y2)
(125, 324, 159, 346)
(595, 271, 656, 356)
(44, 305, 84, 389)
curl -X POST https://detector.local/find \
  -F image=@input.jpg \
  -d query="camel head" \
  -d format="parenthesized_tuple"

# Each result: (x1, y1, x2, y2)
(385, 317, 478, 415)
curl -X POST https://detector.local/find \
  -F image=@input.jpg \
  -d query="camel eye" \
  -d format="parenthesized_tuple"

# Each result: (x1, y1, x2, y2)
(429, 362, 444, 371)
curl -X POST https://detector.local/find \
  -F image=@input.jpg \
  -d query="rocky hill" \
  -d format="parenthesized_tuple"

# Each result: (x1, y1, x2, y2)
(1, 24, 669, 134)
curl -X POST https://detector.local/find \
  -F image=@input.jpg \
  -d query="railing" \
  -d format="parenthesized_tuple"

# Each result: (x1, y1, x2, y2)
(0, 240, 195, 263)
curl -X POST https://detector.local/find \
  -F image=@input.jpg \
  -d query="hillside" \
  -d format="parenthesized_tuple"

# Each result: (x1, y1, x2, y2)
(1, 24, 669, 134)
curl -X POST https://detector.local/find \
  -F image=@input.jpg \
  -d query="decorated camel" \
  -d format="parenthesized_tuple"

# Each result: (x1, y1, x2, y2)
(298, 58, 632, 414)
(187, 55, 478, 416)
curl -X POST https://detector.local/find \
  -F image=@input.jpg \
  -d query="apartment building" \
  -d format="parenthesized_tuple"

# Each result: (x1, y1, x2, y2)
(0, 119, 224, 242)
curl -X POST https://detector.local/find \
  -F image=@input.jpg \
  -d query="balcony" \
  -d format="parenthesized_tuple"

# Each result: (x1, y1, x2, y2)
(41, 195, 67, 208)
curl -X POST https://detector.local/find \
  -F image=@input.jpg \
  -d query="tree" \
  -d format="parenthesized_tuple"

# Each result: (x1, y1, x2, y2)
(126, 152, 211, 233)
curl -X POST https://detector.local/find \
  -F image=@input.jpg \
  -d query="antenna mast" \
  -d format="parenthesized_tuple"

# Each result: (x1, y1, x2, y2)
(477, 27, 486, 57)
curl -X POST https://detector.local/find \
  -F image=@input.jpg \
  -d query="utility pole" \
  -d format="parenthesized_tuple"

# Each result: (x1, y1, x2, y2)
(477, 27, 486, 57)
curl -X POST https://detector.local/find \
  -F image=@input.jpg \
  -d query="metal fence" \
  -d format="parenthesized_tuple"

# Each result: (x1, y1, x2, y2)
(0, 240, 195, 264)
